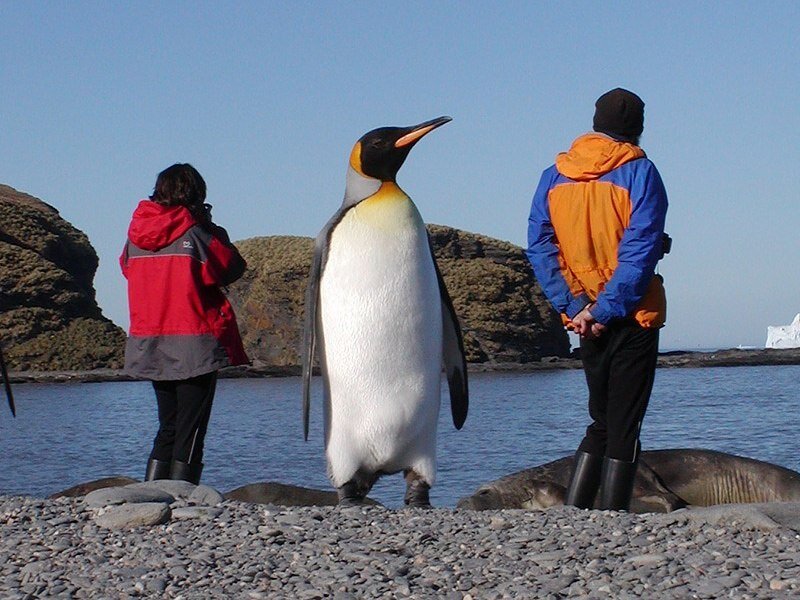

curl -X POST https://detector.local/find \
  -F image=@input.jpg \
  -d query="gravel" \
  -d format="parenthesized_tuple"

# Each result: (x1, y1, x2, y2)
(2, 493, 800, 598)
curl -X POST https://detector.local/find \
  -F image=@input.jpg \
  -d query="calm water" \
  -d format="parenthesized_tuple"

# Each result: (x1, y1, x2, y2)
(1, 366, 798, 508)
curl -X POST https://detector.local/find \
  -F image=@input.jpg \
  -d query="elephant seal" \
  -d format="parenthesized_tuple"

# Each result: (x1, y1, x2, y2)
(49, 476, 139, 499)
(224, 482, 381, 507)
(457, 449, 800, 513)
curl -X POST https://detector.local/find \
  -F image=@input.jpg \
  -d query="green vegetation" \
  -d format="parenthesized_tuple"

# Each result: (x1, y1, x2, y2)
(0, 185, 125, 371)
(228, 225, 569, 367)
(0, 183, 568, 372)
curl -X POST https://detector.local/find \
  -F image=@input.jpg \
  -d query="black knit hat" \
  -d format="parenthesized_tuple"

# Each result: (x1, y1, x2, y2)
(593, 88, 644, 141)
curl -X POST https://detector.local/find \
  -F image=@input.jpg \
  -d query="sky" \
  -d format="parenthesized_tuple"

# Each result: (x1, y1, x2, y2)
(1, 2, 798, 351)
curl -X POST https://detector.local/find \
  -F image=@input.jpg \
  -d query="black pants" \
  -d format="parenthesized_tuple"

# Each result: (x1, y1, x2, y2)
(577, 322, 659, 462)
(150, 371, 218, 465)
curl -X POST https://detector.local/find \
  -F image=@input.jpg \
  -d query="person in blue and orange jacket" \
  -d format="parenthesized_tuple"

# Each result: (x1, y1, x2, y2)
(120, 163, 249, 485)
(526, 88, 670, 511)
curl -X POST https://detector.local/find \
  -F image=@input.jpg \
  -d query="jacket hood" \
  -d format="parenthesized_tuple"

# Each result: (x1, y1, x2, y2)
(555, 133, 645, 181)
(127, 200, 197, 251)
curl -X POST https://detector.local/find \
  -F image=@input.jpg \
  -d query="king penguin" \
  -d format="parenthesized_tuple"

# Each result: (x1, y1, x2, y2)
(302, 116, 468, 507)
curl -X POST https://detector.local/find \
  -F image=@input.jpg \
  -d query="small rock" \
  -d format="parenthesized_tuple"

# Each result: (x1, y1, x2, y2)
(770, 578, 799, 591)
(127, 480, 197, 499)
(625, 554, 668, 567)
(171, 506, 223, 520)
(94, 502, 171, 529)
(85, 487, 174, 509)
(189, 485, 225, 506)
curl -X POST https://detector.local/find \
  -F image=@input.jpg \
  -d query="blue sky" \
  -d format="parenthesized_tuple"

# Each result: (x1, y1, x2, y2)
(1, 2, 798, 350)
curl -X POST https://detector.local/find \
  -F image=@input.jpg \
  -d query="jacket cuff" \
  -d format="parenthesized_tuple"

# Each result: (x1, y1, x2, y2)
(566, 294, 592, 319)
(588, 300, 612, 325)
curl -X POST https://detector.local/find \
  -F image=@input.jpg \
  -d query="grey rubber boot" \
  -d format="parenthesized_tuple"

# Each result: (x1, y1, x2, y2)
(169, 460, 203, 484)
(597, 457, 637, 511)
(144, 458, 171, 481)
(564, 451, 603, 509)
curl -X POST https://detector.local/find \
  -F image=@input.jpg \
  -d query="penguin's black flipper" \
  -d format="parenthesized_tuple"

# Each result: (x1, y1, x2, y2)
(302, 233, 325, 441)
(0, 343, 15, 417)
(428, 239, 468, 429)
(302, 207, 355, 440)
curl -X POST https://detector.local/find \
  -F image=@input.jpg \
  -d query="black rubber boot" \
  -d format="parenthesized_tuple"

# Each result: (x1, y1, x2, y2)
(404, 478, 432, 508)
(144, 458, 171, 481)
(564, 451, 603, 509)
(170, 460, 203, 484)
(597, 457, 637, 511)
(337, 481, 365, 507)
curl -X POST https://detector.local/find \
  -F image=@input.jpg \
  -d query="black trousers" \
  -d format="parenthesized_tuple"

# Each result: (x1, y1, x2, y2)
(150, 371, 218, 465)
(577, 322, 659, 462)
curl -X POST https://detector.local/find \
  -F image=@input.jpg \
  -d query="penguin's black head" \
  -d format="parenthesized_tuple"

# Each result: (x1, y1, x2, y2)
(349, 116, 452, 182)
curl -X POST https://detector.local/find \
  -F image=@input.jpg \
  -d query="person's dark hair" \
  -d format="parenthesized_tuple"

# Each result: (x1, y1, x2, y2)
(150, 163, 209, 223)
(593, 88, 644, 145)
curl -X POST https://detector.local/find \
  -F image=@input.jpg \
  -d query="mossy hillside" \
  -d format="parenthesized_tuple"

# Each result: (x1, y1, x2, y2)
(0, 185, 125, 371)
(227, 225, 569, 367)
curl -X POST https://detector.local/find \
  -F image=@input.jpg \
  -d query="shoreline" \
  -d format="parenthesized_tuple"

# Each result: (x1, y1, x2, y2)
(2, 492, 800, 598)
(7, 347, 800, 384)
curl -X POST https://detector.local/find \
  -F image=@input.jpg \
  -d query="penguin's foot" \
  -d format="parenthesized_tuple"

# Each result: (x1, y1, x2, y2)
(337, 481, 366, 507)
(404, 471, 432, 509)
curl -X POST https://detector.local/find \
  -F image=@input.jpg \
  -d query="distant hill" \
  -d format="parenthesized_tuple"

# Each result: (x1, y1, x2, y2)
(227, 224, 570, 368)
(0, 184, 569, 373)
(0, 184, 125, 371)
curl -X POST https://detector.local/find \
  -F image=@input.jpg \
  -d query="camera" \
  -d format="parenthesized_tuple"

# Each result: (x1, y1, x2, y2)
(662, 233, 672, 256)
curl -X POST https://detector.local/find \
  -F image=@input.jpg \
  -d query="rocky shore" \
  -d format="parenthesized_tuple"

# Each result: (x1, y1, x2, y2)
(2, 485, 800, 599)
(7, 347, 800, 384)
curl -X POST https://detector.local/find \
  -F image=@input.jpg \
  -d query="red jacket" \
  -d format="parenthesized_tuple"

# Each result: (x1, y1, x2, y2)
(120, 200, 248, 380)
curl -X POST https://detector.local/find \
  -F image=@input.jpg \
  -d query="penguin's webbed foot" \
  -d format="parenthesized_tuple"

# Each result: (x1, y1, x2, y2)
(337, 481, 367, 507)
(404, 471, 432, 509)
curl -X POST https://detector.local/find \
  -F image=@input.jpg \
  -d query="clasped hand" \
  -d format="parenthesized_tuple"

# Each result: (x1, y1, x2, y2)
(572, 303, 606, 339)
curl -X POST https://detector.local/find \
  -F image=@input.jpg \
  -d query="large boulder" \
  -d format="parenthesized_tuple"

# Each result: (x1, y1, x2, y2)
(0, 184, 125, 371)
(228, 224, 569, 368)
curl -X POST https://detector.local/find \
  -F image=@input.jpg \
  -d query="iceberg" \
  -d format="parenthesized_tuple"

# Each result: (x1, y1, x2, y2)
(765, 313, 800, 348)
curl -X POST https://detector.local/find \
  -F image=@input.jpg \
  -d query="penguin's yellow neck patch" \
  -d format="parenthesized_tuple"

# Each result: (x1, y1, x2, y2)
(365, 181, 406, 203)
(349, 142, 364, 175)
(354, 182, 418, 230)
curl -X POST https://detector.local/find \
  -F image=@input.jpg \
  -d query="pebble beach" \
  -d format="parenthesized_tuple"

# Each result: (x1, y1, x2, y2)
(2, 485, 800, 599)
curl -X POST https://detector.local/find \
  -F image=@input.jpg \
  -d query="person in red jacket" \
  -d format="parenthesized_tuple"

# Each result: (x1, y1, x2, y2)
(120, 163, 248, 484)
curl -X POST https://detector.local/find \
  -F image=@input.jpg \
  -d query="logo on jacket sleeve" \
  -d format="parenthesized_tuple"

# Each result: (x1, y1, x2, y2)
(182, 240, 193, 249)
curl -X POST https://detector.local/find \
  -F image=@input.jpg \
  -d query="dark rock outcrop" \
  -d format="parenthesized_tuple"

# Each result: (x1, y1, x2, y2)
(0, 184, 125, 371)
(228, 224, 569, 368)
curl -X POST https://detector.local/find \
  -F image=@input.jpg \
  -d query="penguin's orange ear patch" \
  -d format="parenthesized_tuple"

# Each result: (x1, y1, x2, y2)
(395, 125, 436, 148)
(349, 142, 363, 173)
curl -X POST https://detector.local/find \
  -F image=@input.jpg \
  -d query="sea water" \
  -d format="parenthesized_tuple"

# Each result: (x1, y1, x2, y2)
(1, 365, 798, 508)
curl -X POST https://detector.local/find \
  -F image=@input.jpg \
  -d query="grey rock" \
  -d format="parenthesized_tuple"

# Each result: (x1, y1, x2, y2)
(94, 502, 171, 529)
(625, 553, 668, 567)
(85, 486, 175, 508)
(126, 479, 197, 499)
(171, 506, 224, 520)
(190, 484, 225, 506)
(4, 494, 800, 598)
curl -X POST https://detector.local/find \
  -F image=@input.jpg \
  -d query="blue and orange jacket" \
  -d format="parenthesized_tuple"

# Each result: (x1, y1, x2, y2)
(526, 133, 668, 328)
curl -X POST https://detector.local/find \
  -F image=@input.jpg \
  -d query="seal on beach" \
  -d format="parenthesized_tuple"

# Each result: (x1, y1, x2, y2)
(457, 449, 800, 513)
(302, 117, 468, 507)
(224, 482, 380, 507)
(49, 476, 139, 499)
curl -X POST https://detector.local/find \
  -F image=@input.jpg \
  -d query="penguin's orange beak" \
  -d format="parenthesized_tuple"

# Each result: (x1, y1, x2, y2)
(395, 116, 452, 148)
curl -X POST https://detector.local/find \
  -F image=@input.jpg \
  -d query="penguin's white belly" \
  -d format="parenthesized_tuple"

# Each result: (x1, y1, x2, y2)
(320, 194, 442, 486)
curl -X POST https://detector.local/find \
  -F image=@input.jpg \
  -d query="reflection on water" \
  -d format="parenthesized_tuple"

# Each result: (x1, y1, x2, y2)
(1, 366, 798, 508)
